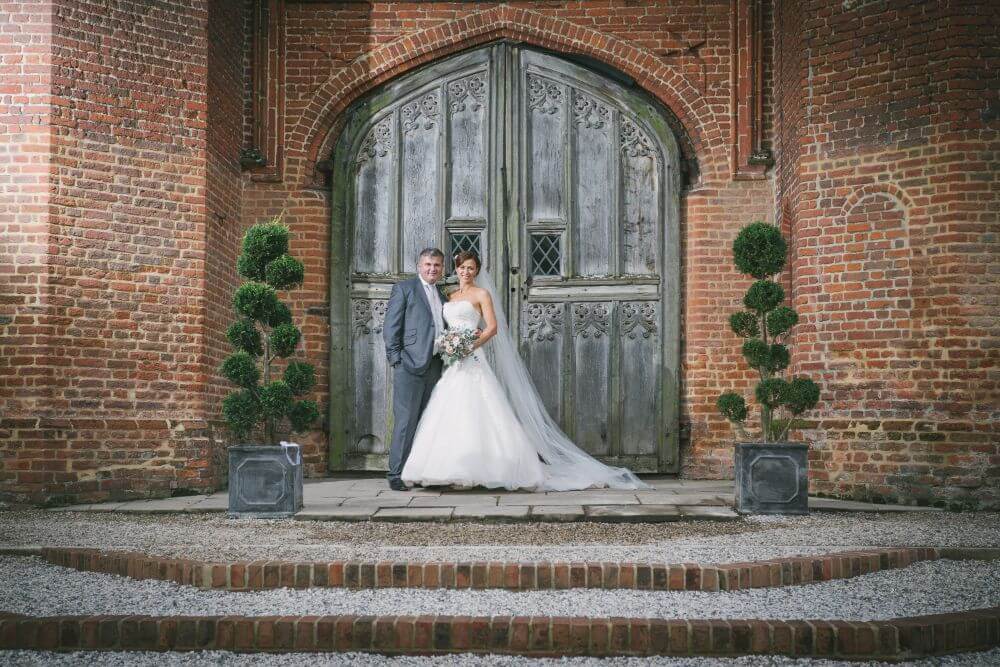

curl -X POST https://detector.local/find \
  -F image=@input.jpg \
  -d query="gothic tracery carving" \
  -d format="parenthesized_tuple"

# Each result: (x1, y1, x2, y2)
(527, 74, 563, 115)
(620, 117, 654, 159)
(524, 303, 564, 342)
(448, 72, 487, 113)
(356, 118, 393, 164)
(572, 90, 610, 129)
(620, 302, 658, 339)
(352, 299, 388, 336)
(572, 303, 610, 339)
(401, 91, 440, 134)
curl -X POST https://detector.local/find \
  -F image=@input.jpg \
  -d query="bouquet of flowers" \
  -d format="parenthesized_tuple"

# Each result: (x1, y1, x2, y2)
(436, 329, 478, 365)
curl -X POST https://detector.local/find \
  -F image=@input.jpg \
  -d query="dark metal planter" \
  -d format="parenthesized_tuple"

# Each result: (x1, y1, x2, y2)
(734, 442, 809, 515)
(228, 444, 303, 518)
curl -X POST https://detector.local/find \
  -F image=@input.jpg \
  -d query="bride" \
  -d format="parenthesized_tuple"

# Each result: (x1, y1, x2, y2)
(401, 251, 648, 491)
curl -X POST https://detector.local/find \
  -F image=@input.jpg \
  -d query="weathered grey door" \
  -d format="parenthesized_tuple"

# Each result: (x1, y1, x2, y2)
(329, 42, 680, 472)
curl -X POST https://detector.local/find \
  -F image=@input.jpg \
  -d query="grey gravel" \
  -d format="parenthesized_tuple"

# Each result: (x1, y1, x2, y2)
(3, 556, 998, 621)
(1, 649, 998, 666)
(1, 509, 997, 564)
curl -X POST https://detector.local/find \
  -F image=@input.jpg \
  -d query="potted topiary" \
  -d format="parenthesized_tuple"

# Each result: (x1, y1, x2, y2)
(716, 221, 820, 515)
(221, 215, 319, 518)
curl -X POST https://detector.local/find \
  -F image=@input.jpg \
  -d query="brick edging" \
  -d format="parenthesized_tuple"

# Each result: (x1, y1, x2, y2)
(36, 547, 946, 592)
(2, 608, 998, 658)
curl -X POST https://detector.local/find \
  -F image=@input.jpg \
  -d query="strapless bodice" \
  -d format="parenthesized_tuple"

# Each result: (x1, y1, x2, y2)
(443, 300, 481, 330)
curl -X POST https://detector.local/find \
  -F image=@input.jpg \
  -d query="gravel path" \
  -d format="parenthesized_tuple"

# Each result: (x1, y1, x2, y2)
(1, 649, 998, 666)
(3, 556, 998, 620)
(1, 510, 997, 564)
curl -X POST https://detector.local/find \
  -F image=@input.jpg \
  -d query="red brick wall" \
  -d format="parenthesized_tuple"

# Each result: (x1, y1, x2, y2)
(204, 0, 250, 481)
(4, 0, 996, 509)
(1, 0, 218, 503)
(0, 0, 55, 493)
(783, 0, 999, 508)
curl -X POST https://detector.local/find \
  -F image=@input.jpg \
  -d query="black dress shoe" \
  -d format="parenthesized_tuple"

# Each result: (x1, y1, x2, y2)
(388, 478, 407, 491)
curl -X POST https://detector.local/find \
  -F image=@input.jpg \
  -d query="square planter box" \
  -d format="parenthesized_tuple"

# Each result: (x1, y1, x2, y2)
(228, 444, 303, 518)
(734, 442, 809, 515)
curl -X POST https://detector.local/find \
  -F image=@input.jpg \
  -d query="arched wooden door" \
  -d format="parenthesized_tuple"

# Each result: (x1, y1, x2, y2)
(329, 42, 680, 473)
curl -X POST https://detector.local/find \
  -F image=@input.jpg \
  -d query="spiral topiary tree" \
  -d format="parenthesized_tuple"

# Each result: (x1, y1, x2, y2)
(717, 222, 820, 443)
(221, 215, 319, 445)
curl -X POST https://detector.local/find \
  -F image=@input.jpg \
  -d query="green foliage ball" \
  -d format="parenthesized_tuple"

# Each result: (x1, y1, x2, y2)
(221, 351, 259, 388)
(733, 222, 787, 279)
(271, 323, 301, 357)
(765, 343, 790, 373)
(766, 306, 798, 337)
(785, 377, 820, 415)
(236, 253, 265, 282)
(729, 311, 759, 338)
(222, 390, 259, 440)
(717, 392, 748, 424)
(289, 399, 320, 432)
(284, 361, 316, 396)
(226, 319, 262, 356)
(742, 338, 769, 369)
(265, 255, 305, 290)
(259, 381, 293, 418)
(743, 280, 785, 314)
(239, 223, 289, 281)
(233, 282, 279, 322)
(755, 378, 788, 409)
(266, 302, 292, 328)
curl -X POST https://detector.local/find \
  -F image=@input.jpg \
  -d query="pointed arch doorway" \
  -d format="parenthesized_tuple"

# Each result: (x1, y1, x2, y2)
(329, 41, 681, 473)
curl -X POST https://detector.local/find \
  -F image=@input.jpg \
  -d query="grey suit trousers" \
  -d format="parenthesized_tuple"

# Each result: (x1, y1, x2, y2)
(387, 357, 443, 482)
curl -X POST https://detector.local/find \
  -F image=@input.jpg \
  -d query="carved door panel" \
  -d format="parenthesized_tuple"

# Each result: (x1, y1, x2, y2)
(511, 48, 679, 472)
(329, 43, 679, 472)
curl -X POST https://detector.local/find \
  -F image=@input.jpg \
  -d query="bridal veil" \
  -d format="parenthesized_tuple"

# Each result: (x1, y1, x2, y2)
(477, 270, 650, 491)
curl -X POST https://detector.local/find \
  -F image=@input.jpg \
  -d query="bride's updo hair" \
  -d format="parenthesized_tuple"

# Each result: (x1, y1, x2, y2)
(453, 250, 481, 275)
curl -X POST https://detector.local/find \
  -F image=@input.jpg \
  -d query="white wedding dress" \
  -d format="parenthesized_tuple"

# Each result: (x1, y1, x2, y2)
(401, 280, 648, 492)
(401, 300, 546, 490)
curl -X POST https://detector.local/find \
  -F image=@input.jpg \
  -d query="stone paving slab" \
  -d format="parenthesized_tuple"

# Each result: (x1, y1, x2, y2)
(408, 494, 500, 507)
(41, 475, 943, 522)
(498, 494, 637, 506)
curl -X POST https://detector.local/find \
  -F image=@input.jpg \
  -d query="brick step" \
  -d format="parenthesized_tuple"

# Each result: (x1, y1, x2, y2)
(32, 546, 952, 592)
(2, 608, 998, 658)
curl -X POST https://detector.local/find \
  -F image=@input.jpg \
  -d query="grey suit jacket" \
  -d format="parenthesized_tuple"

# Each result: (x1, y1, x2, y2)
(383, 277, 445, 375)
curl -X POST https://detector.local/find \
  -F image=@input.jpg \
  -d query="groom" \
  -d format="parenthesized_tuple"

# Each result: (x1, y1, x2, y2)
(382, 247, 446, 491)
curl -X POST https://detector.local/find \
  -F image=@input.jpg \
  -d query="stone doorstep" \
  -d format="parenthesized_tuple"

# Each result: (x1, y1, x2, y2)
(3, 608, 998, 658)
(373, 507, 455, 522)
(451, 505, 530, 520)
(808, 497, 945, 512)
(584, 505, 681, 522)
(635, 493, 729, 506)
(34, 546, 950, 593)
(295, 507, 375, 521)
(528, 505, 585, 522)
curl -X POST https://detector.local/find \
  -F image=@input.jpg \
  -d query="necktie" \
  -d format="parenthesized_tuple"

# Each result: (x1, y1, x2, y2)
(424, 282, 444, 337)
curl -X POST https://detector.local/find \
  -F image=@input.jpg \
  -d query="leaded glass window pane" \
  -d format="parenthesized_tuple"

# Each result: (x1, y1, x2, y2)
(448, 232, 481, 270)
(530, 234, 561, 277)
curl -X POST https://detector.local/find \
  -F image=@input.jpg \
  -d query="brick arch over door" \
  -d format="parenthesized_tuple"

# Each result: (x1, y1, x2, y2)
(296, 5, 718, 183)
